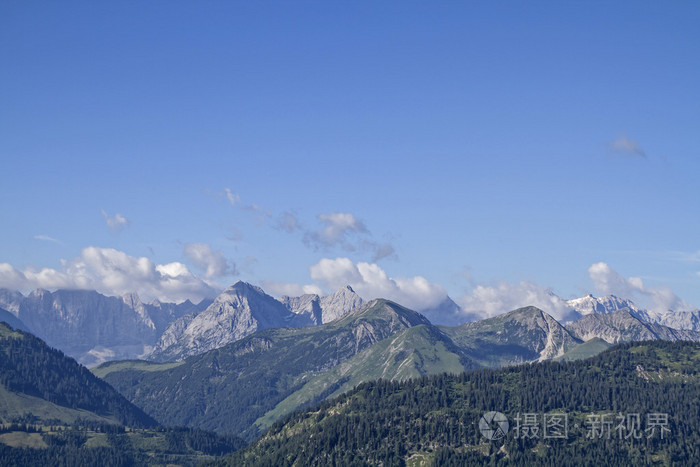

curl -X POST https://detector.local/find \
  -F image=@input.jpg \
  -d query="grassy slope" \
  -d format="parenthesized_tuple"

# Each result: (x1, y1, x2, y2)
(554, 337, 612, 362)
(0, 383, 117, 425)
(91, 360, 184, 379)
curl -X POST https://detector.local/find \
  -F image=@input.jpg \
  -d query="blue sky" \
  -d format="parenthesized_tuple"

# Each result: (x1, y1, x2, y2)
(1, 1, 699, 319)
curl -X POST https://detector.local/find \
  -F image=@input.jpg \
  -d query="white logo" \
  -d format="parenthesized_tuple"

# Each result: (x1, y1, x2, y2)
(479, 411, 509, 440)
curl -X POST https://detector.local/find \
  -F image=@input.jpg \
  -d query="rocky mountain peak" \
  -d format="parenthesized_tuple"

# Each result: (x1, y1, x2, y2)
(319, 285, 364, 323)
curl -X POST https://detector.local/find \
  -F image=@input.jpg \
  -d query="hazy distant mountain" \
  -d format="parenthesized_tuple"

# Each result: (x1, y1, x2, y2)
(657, 309, 700, 332)
(6, 288, 209, 366)
(440, 306, 581, 366)
(566, 308, 700, 344)
(17, 289, 160, 366)
(566, 293, 649, 317)
(565, 293, 700, 333)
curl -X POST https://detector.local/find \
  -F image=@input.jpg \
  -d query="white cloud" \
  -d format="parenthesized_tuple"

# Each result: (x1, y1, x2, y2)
(0, 247, 218, 303)
(33, 235, 61, 244)
(588, 262, 695, 313)
(609, 135, 646, 158)
(310, 257, 364, 287)
(183, 242, 233, 279)
(304, 212, 368, 250)
(458, 281, 578, 322)
(101, 209, 130, 232)
(224, 188, 241, 206)
(222, 188, 270, 223)
(301, 212, 396, 261)
(309, 257, 447, 311)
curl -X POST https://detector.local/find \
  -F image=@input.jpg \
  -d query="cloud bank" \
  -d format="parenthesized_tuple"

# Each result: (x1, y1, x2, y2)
(0, 247, 218, 303)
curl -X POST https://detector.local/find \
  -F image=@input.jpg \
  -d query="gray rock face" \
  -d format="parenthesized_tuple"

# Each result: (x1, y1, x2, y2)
(148, 281, 312, 362)
(565, 309, 700, 344)
(279, 286, 364, 325)
(280, 294, 323, 324)
(319, 286, 364, 323)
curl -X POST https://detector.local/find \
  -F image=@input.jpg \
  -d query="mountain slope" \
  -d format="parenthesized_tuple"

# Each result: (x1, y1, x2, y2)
(440, 306, 581, 367)
(97, 299, 432, 439)
(0, 289, 23, 315)
(221, 341, 700, 466)
(0, 322, 157, 428)
(566, 308, 700, 344)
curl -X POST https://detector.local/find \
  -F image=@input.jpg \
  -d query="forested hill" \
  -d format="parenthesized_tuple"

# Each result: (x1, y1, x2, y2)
(0, 322, 157, 428)
(219, 340, 700, 466)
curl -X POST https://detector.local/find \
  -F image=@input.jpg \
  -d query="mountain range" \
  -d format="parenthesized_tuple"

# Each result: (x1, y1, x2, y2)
(3, 310, 699, 465)
(0, 283, 366, 365)
(95, 295, 700, 440)
(2, 281, 700, 461)
(2, 283, 699, 368)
